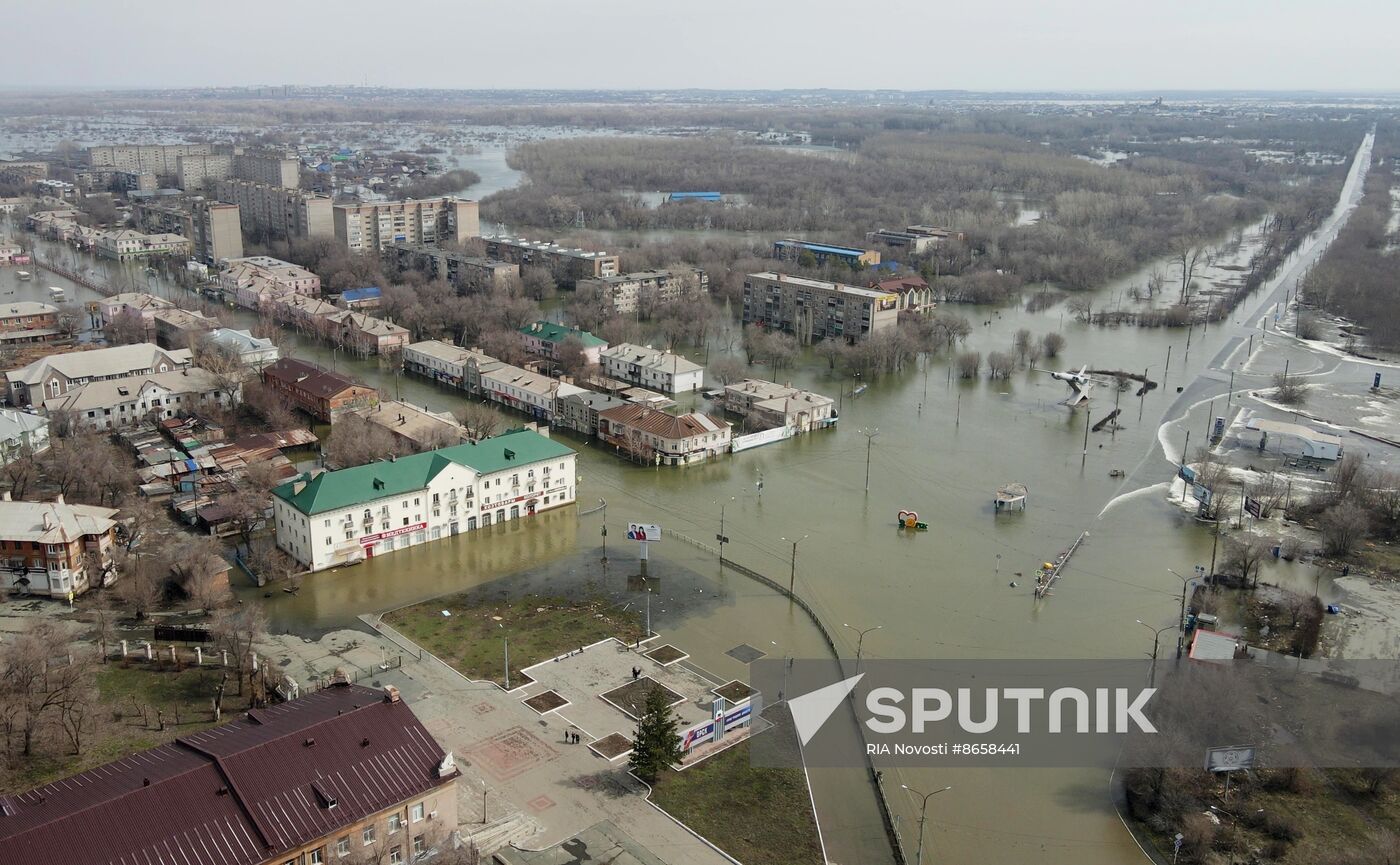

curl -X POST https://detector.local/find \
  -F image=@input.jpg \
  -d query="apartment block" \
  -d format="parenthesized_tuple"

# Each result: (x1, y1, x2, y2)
(261, 358, 379, 422)
(0, 682, 460, 865)
(94, 230, 191, 261)
(402, 340, 497, 390)
(598, 404, 731, 466)
(576, 268, 709, 314)
(43, 368, 240, 433)
(742, 271, 900, 344)
(383, 241, 519, 293)
(772, 238, 881, 267)
(6, 342, 190, 406)
(0, 493, 117, 598)
(212, 178, 333, 239)
(133, 198, 244, 263)
(599, 343, 704, 394)
(176, 153, 233, 190)
(334, 197, 480, 253)
(220, 255, 321, 311)
(482, 235, 619, 286)
(233, 148, 301, 188)
(88, 143, 213, 176)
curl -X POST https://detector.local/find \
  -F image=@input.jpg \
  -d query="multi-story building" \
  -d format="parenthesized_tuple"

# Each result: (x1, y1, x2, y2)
(220, 255, 321, 311)
(382, 241, 519, 293)
(272, 429, 576, 570)
(722, 379, 836, 433)
(772, 238, 881, 268)
(325, 310, 410, 356)
(480, 363, 585, 422)
(260, 358, 379, 422)
(0, 408, 50, 462)
(88, 143, 213, 177)
(0, 160, 49, 184)
(873, 274, 936, 314)
(0, 493, 116, 598)
(599, 343, 704, 394)
(272, 294, 340, 333)
(742, 271, 900, 344)
(575, 268, 709, 314)
(0, 301, 58, 334)
(175, 152, 233, 190)
(6, 342, 190, 406)
(555, 389, 629, 437)
(518, 321, 607, 365)
(598, 404, 731, 466)
(213, 178, 333, 239)
(133, 198, 244, 263)
(43, 368, 241, 432)
(198, 327, 280, 368)
(98, 292, 175, 333)
(355, 400, 466, 452)
(402, 340, 497, 390)
(334, 197, 480, 253)
(94, 229, 191, 261)
(151, 307, 221, 350)
(232, 148, 301, 188)
(0, 681, 461, 865)
(336, 286, 382, 311)
(481, 235, 619, 286)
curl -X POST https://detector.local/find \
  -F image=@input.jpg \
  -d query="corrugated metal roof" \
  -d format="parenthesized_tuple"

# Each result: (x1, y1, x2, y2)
(0, 684, 455, 865)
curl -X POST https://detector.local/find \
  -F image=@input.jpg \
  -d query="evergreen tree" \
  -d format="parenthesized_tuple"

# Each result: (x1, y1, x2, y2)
(628, 684, 684, 782)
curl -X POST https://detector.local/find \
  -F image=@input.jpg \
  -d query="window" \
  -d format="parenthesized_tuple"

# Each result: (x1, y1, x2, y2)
(363, 825, 376, 846)
(412, 835, 426, 857)
(389, 813, 403, 834)
(336, 837, 351, 857)
(411, 803, 425, 822)
(389, 849, 403, 865)
(310, 850, 324, 865)
(325, 537, 331, 546)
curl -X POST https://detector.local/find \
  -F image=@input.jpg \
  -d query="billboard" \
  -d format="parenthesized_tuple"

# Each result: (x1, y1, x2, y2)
(627, 523, 662, 542)
(1178, 464, 1196, 484)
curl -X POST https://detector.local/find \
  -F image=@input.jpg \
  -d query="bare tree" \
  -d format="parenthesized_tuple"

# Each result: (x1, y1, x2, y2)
(1317, 501, 1370, 556)
(103, 309, 149, 345)
(955, 351, 981, 379)
(1271, 371, 1307, 405)
(986, 351, 1013, 379)
(455, 402, 504, 442)
(1041, 332, 1066, 359)
(211, 605, 269, 698)
(708, 356, 748, 385)
(1221, 536, 1271, 589)
(326, 413, 402, 469)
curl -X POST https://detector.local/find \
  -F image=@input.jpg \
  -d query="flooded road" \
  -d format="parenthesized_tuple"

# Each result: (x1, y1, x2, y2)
(1, 128, 1375, 864)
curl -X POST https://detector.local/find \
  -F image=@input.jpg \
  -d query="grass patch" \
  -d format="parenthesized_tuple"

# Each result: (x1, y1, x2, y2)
(651, 738, 823, 865)
(384, 592, 644, 686)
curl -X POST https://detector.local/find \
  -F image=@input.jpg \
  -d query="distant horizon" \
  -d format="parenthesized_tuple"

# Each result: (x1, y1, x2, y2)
(2, 85, 1398, 97)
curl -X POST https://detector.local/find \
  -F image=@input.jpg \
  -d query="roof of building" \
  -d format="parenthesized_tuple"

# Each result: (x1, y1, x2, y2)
(774, 238, 872, 257)
(560, 389, 630, 411)
(152, 307, 220, 330)
(0, 683, 456, 865)
(666, 191, 722, 200)
(327, 310, 409, 337)
(481, 235, 617, 262)
(0, 408, 48, 440)
(204, 328, 277, 354)
(482, 363, 581, 400)
(747, 271, 892, 300)
(404, 340, 499, 367)
(339, 286, 382, 302)
(1189, 629, 1246, 662)
(875, 275, 930, 293)
(356, 400, 465, 447)
(600, 343, 703, 376)
(599, 404, 728, 440)
(0, 301, 58, 318)
(1245, 419, 1344, 447)
(6, 343, 190, 388)
(273, 429, 573, 515)
(519, 320, 607, 348)
(101, 292, 175, 312)
(260, 358, 367, 399)
(0, 496, 116, 543)
(42, 368, 228, 414)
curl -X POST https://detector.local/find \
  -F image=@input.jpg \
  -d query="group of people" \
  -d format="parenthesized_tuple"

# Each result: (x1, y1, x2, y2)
(564, 730, 581, 744)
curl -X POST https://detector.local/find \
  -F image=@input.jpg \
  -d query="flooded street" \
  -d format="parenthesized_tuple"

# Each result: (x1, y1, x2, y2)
(0, 129, 1377, 863)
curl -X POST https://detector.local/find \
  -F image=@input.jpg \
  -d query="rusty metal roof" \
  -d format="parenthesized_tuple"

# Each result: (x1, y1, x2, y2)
(0, 683, 455, 865)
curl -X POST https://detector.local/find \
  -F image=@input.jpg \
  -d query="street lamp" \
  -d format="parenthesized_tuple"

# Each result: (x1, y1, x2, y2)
(843, 622, 883, 674)
(716, 496, 735, 560)
(902, 784, 952, 865)
(1167, 568, 1196, 658)
(499, 622, 509, 690)
(1136, 620, 1175, 687)
(598, 498, 607, 561)
(780, 535, 809, 597)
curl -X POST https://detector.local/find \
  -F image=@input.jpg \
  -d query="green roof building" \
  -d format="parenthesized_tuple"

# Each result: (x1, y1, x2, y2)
(271, 428, 577, 571)
(518, 321, 608, 364)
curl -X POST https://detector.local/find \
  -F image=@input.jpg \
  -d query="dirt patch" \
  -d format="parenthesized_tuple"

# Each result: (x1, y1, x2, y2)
(522, 689, 569, 714)
(600, 677, 683, 720)
(588, 732, 634, 760)
(713, 680, 756, 703)
(644, 643, 688, 665)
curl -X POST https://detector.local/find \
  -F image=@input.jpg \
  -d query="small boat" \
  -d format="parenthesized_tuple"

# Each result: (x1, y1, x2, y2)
(15, 270, 31, 280)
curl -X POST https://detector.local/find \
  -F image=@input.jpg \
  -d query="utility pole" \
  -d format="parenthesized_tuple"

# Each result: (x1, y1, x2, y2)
(1165, 344, 1172, 379)
(716, 497, 734, 560)
(1180, 430, 1191, 502)
(1205, 399, 1214, 438)
(782, 535, 809, 596)
(1081, 409, 1091, 468)
(861, 428, 879, 492)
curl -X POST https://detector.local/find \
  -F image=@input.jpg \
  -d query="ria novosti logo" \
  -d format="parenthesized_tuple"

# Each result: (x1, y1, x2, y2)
(749, 659, 1400, 770)
(787, 672, 1157, 749)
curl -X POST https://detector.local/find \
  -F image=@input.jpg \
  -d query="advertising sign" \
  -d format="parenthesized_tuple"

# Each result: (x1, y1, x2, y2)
(627, 523, 662, 542)
(1244, 497, 1262, 518)
(1178, 464, 1196, 484)
(1205, 745, 1257, 773)
(680, 718, 716, 751)
(721, 701, 753, 732)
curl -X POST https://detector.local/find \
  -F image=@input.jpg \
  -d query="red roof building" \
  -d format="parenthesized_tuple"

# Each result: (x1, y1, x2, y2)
(0, 682, 459, 865)
(260, 358, 379, 423)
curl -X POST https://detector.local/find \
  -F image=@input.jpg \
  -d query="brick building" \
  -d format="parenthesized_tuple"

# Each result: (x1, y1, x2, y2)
(261, 358, 380, 422)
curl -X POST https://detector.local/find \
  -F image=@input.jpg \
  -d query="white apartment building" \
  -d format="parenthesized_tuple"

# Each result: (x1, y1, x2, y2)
(402, 341, 498, 390)
(88, 143, 212, 177)
(272, 429, 576, 571)
(599, 343, 705, 394)
(480, 363, 585, 422)
(334, 198, 480, 253)
(42, 368, 241, 432)
(213, 179, 332, 238)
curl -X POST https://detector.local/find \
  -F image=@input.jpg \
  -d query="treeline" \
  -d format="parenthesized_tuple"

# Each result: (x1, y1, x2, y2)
(1300, 129, 1400, 351)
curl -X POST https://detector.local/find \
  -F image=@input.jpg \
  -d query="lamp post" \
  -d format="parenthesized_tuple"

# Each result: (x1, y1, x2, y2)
(842, 622, 883, 674)
(1167, 568, 1195, 657)
(781, 534, 809, 596)
(902, 784, 952, 865)
(716, 496, 735, 560)
(1136, 620, 1175, 687)
(499, 623, 509, 690)
(598, 498, 607, 561)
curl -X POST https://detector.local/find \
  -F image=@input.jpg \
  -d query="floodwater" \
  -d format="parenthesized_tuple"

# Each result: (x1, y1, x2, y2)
(2, 129, 1375, 864)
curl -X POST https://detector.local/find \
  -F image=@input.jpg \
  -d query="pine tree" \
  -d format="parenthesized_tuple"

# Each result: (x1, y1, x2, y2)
(628, 684, 684, 782)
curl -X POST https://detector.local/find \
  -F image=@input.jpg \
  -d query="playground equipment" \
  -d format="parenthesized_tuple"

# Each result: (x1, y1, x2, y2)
(897, 510, 929, 531)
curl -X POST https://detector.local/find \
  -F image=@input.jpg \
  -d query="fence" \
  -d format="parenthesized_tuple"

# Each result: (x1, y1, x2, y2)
(668, 530, 909, 865)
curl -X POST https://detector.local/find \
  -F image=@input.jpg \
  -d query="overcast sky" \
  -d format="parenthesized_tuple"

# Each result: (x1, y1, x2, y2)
(6, 0, 1395, 93)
